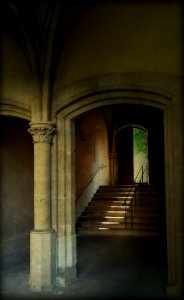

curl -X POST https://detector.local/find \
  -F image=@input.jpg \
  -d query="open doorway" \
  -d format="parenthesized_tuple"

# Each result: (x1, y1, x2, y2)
(114, 105, 164, 188)
(74, 104, 166, 293)
(56, 84, 173, 296)
(0, 116, 34, 275)
(133, 127, 149, 183)
(116, 126, 149, 185)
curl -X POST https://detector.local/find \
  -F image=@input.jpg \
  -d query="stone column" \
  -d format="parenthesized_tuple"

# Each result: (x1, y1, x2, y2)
(28, 121, 56, 291)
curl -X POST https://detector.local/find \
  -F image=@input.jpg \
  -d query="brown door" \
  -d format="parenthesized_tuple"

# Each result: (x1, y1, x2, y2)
(117, 127, 133, 185)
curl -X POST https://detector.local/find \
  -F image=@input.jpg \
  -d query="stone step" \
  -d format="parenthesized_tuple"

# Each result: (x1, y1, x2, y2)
(76, 228, 164, 236)
(77, 223, 163, 231)
(78, 214, 164, 222)
(90, 199, 162, 206)
(94, 195, 134, 199)
(94, 198, 160, 203)
(84, 205, 163, 213)
(98, 185, 158, 191)
(77, 214, 165, 223)
(99, 185, 133, 188)
(95, 191, 160, 197)
(82, 211, 127, 217)
(76, 184, 165, 236)
(85, 205, 131, 211)
(81, 211, 163, 220)
(97, 186, 158, 191)
(89, 200, 131, 205)
(77, 222, 164, 230)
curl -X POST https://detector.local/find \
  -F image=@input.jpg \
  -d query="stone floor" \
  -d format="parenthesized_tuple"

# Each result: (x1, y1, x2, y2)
(0, 235, 168, 300)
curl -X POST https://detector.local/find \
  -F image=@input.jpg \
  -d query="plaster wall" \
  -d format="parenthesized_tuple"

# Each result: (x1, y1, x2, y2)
(55, 1, 182, 92)
(0, 117, 34, 262)
(75, 110, 109, 218)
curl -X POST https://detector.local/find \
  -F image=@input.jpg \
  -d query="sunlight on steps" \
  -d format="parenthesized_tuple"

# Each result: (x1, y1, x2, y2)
(76, 184, 166, 236)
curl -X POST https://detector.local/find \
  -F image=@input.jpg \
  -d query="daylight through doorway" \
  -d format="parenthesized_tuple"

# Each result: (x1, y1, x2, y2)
(133, 127, 149, 183)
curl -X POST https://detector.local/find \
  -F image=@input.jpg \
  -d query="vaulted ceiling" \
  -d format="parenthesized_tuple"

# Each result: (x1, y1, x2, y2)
(1, 0, 183, 119)
(1, 0, 89, 89)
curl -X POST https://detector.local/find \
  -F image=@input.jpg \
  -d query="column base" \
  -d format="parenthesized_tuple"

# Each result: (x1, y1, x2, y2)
(56, 266, 77, 287)
(30, 230, 56, 291)
(56, 233, 77, 287)
(166, 283, 184, 299)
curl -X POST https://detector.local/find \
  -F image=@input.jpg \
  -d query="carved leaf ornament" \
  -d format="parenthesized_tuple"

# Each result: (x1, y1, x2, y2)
(28, 126, 55, 143)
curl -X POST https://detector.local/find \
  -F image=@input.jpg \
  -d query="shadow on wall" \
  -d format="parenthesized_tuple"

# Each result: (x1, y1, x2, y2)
(75, 110, 109, 219)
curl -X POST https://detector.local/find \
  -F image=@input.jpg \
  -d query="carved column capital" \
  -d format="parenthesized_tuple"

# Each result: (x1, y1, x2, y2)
(28, 122, 56, 144)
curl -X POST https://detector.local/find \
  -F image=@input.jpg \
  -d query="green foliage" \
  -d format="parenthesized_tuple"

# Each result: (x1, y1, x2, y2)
(133, 128, 147, 155)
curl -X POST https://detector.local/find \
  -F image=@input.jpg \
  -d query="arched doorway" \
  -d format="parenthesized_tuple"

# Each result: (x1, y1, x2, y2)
(0, 116, 34, 274)
(73, 103, 167, 297)
(111, 104, 164, 189)
(116, 126, 149, 185)
(55, 86, 174, 293)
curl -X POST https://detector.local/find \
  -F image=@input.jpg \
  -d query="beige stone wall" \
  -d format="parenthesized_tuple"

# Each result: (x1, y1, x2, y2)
(0, 117, 34, 261)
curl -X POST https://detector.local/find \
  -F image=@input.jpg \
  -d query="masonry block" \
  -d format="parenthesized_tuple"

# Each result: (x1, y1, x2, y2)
(30, 230, 56, 291)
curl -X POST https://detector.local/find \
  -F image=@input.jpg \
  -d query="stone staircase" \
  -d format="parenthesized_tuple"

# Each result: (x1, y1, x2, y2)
(76, 184, 166, 236)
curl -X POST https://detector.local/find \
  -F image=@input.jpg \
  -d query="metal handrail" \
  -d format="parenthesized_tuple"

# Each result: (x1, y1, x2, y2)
(124, 165, 146, 205)
(124, 165, 148, 229)
(76, 164, 106, 201)
(136, 165, 148, 206)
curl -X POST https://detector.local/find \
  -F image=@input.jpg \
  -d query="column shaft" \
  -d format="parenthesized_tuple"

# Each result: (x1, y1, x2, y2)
(34, 142, 51, 230)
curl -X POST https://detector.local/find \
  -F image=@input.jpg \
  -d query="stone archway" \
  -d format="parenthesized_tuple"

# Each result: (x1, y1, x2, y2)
(112, 107, 164, 187)
(55, 87, 176, 294)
